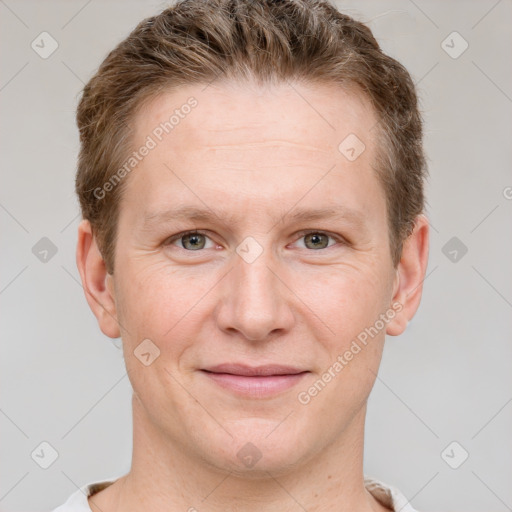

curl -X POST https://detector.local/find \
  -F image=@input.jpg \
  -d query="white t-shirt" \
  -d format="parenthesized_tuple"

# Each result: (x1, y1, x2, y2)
(52, 476, 420, 511)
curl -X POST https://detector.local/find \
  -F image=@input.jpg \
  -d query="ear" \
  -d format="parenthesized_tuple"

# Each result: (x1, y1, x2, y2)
(386, 214, 430, 336)
(76, 219, 120, 338)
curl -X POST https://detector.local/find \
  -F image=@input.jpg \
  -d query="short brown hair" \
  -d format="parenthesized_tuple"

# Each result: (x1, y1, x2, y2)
(76, 0, 428, 274)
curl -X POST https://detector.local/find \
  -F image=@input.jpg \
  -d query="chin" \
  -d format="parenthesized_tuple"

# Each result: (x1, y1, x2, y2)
(200, 419, 311, 477)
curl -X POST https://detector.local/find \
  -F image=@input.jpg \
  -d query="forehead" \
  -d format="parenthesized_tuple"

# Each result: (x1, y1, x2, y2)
(133, 80, 377, 156)
(123, 80, 384, 221)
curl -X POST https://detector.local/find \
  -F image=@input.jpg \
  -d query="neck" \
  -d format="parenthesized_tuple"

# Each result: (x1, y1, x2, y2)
(89, 394, 387, 512)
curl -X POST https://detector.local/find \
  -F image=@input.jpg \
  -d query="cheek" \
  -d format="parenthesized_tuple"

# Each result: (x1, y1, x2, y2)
(115, 259, 216, 349)
(309, 262, 391, 334)
(304, 264, 391, 402)
(299, 271, 388, 416)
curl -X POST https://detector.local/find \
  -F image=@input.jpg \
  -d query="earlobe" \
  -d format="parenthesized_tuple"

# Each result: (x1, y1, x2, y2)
(76, 219, 120, 339)
(386, 214, 430, 337)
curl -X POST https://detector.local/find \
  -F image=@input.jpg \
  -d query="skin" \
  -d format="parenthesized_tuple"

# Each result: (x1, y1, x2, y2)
(76, 80, 429, 512)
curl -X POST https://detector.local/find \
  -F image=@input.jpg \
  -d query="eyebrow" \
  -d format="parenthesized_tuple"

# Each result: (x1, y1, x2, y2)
(141, 205, 368, 232)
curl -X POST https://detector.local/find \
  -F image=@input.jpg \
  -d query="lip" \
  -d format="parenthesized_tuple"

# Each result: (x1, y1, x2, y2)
(200, 364, 309, 398)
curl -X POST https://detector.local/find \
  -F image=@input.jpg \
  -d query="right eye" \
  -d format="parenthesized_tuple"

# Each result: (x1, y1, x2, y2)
(164, 230, 216, 251)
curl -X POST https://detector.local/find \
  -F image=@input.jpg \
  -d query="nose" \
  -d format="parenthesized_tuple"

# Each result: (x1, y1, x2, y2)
(215, 248, 295, 342)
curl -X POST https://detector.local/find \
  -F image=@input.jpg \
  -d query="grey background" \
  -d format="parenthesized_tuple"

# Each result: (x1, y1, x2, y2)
(1, 0, 511, 510)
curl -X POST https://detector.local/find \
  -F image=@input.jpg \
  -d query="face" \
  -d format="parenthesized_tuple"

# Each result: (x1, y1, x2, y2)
(103, 81, 402, 474)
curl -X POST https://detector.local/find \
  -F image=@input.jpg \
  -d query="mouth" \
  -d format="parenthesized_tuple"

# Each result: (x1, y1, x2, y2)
(200, 364, 309, 398)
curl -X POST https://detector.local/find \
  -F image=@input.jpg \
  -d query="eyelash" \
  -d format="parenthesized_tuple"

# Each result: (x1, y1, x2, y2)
(164, 229, 346, 251)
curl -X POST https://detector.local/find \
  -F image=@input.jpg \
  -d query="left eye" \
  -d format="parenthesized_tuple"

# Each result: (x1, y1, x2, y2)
(294, 232, 338, 250)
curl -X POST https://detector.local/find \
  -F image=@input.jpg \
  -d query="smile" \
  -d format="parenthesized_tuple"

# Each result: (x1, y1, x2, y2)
(200, 364, 310, 398)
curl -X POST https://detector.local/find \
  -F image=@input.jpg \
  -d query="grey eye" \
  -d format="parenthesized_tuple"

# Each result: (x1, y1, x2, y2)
(181, 233, 207, 250)
(303, 233, 330, 250)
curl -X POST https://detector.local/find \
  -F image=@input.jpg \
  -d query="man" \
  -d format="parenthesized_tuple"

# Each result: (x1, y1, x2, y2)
(54, 0, 429, 510)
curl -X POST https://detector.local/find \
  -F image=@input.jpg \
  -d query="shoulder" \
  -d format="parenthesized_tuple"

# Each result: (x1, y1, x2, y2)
(364, 476, 421, 512)
(51, 480, 116, 512)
